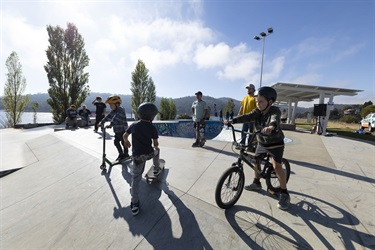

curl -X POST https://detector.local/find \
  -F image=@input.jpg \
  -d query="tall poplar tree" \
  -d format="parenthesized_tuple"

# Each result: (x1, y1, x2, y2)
(44, 23, 90, 123)
(130, 60, 156, 119)
(2, 51, 30, 127)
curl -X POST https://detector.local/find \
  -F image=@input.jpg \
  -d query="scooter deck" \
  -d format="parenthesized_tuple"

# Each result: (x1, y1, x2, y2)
(145, 159, 165, 182)
(100, 156, 132, 170)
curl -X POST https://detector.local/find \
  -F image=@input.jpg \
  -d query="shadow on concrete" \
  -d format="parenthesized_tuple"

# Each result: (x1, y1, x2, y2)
(288, 159, 375, 184)
(97, 131, 112, 140)
(102, 163, 213, 249)
(0, 168, 22, 178)
(201, 145, 238, 158)
(289, 191, 375, 249)
(225, 205, 313, 249)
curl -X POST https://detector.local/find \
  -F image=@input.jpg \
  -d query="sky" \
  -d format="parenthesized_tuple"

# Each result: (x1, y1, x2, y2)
(1, 0, 374, 107)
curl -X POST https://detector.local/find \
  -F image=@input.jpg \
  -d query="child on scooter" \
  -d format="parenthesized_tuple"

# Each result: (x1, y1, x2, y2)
(98, 95, 129, 162)
(123, 102, 160, 216)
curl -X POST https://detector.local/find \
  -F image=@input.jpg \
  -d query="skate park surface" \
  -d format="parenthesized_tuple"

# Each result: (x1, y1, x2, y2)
(1, 123, 374, 249)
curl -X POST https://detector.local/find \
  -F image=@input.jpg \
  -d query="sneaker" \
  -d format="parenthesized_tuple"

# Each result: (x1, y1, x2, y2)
(244, 182, 262, 191)
(277, 193, 291, 210)
(153, 166, 161, 175)
(116, 154, 124, 162)
(122, 155, 131, 161)
(131, 202, 139, 216)
(235, 144, 246, 150)
(192, 141, 200, 147)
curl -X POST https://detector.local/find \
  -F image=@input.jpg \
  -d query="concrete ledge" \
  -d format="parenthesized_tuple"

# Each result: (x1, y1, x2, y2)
(280, 123, 296, 130)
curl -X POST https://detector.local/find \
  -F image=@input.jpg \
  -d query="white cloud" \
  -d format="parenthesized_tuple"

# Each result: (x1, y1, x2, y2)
(291, 74, 323, 85)
(193, 42, 231, 68)
(297, 37, 335, 57)
(333, 42, 365, 62)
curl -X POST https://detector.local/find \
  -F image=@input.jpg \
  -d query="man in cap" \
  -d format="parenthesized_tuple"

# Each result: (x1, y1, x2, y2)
(191, 91, 208, 147)
(237, 83, 257, 150)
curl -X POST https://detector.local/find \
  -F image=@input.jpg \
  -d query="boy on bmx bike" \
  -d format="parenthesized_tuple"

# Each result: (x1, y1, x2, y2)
(224, 86, 290, 210)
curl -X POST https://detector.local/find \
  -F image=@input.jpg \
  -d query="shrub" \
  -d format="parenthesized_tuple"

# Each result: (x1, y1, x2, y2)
(177, 113, 192, 119)
(340, 115, 361, 124)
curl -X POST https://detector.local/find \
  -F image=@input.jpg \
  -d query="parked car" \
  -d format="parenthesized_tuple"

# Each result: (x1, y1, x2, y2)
(360, 113, 375, 132)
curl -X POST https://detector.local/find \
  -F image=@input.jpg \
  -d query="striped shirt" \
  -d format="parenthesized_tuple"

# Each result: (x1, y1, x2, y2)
(101, 106, 128, 133)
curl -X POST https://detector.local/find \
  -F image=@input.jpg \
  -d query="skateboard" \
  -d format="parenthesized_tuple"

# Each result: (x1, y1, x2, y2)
(145, 159, 165, 182)
(199, 124, 206, 147)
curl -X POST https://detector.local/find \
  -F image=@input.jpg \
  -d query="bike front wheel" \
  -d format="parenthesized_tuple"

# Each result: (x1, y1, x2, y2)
(215, 166, 245, 209)
(265, 158, 291, 193)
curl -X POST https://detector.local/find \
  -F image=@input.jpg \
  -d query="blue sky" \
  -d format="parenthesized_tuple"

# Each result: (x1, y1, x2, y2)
(1, 0, 374, 107)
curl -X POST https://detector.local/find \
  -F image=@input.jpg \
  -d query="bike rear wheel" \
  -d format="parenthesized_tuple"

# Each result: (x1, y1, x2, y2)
(265, 158, 291, 193)
(215, 166, 245, 209)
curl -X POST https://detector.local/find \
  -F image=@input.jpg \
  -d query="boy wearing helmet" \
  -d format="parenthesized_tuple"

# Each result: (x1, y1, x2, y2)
(225, 86, 290, 210)
(98, 95, 129, 162)
(123, 102, 160, 216)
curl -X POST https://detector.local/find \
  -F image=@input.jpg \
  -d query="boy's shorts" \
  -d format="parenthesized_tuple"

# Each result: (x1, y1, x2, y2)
(255, 143, 284, 164)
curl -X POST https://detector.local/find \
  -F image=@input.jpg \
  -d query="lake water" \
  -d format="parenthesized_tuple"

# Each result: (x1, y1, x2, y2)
(0, 110, 53, 128)
(0, 110, 137, 128)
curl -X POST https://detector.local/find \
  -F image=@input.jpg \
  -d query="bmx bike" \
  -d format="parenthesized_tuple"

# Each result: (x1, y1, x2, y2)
(215, 124, 291, 209)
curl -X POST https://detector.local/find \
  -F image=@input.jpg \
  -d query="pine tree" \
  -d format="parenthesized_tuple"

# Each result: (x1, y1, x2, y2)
(2, 51, 30, 127)
(130, 60, 156, 119)
(44, 23, 90, 123)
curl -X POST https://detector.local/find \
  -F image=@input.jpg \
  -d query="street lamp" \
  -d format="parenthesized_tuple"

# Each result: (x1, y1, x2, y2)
(254, 27, 273, 88)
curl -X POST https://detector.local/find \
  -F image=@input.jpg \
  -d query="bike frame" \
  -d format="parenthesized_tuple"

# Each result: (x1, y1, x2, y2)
(228, 124, 273, 178)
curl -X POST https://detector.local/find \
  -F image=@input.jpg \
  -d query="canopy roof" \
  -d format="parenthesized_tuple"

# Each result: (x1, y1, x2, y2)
(271, 82, 362, 102)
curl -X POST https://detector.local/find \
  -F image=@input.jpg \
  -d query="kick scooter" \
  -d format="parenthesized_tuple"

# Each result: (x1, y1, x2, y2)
(99, 126, 131, 171)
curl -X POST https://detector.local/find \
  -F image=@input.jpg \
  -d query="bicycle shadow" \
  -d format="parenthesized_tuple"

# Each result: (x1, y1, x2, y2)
(224, 205, 313, 249)
(288, 191, 374, 249)
(201, 144, 239, 158)
(288, 159, 375, 184)
(103, 164, 213, 249)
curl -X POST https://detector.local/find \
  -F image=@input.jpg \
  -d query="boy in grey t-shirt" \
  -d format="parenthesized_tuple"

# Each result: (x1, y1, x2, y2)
(191, 91, 208, 147)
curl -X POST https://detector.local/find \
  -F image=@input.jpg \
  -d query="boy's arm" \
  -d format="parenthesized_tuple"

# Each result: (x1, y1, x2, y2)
(98, 112, 112, 126)
(232, 110, 256, 124)
(153, 138, 159, 149)
(123, 132, 131, 148)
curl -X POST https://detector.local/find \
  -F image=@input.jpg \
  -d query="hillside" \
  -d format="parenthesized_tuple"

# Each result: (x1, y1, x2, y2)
(0, 92, 361, 117)
(0, 93, 241, 116)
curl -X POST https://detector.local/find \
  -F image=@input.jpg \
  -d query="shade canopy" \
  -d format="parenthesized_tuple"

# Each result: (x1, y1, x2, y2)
(271, 82, 362, 103)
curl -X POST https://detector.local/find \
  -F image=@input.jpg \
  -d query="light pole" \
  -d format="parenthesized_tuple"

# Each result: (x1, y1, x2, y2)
(254, 27, 273, 88)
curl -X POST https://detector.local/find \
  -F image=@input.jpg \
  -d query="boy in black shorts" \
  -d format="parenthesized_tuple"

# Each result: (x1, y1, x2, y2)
(92, 96, 106, 132)
(225, 86, 290, 210)
(123, 102, 159, 216)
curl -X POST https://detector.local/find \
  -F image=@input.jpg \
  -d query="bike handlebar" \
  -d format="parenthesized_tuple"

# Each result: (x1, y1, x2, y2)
(226, 123, 261, 145)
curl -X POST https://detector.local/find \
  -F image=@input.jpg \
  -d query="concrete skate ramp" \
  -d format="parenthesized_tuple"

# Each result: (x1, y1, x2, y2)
(153, 120, 223, 139)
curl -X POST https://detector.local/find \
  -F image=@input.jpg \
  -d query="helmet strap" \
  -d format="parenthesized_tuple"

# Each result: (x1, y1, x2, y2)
(260, 100, 272, 113)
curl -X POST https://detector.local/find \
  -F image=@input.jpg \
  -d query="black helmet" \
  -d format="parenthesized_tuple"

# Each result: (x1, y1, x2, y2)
(137, 102, 158, 120)
(258, 86, 277, 102)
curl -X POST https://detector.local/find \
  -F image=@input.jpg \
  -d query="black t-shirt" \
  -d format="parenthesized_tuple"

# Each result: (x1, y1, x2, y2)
(126, 121, 158, 156)
(94, 102, 106, 116)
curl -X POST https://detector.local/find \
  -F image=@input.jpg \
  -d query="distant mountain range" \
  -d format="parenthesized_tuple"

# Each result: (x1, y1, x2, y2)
(0, 92, 360, 116)
(0, 92, 242, 115)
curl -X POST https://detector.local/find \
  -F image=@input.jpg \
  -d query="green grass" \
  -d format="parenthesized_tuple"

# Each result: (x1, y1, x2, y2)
(295, 122, 375, 143)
